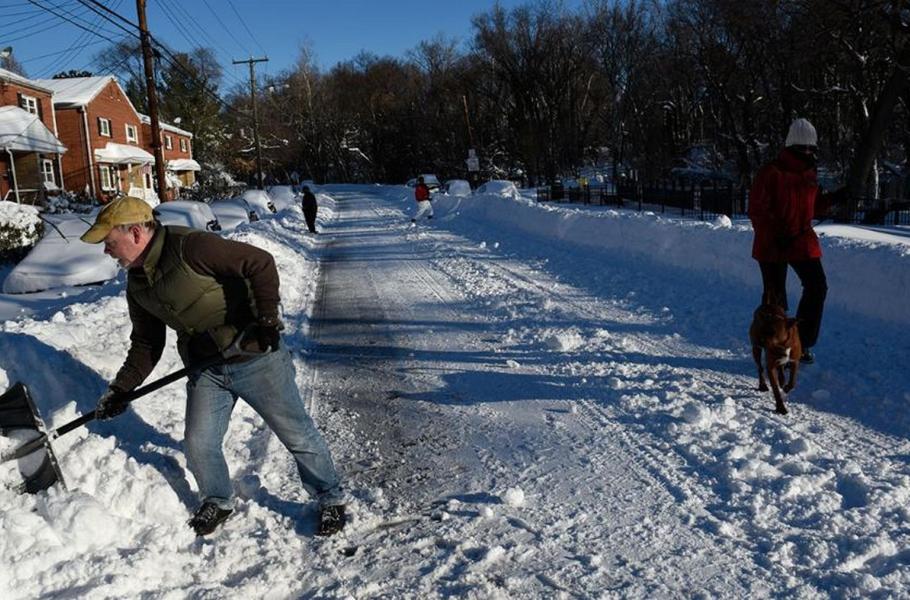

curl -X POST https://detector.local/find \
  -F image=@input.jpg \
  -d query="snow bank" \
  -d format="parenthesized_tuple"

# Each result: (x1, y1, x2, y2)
(433, 193, 910, 326)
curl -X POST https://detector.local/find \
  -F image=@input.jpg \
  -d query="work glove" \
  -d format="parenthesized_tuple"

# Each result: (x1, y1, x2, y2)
(96, 388, 129, 421)
(256, 318, 283, 353)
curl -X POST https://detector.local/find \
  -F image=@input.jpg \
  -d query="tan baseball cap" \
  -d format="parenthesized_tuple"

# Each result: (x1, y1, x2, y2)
(80, 196, 154, 243)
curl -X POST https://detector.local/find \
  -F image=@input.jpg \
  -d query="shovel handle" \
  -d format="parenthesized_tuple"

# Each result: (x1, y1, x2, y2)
(4, 327, 268, 458)
(52, 352, 229, 439)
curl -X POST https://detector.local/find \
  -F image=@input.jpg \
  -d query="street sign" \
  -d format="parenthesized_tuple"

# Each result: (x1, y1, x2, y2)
(466, 157, 479, 172)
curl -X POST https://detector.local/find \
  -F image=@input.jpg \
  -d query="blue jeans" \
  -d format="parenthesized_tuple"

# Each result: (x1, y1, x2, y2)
(184, 341, 342, 510)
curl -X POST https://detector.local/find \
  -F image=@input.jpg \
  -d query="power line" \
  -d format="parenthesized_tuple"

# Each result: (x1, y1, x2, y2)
(19, 38, 107, 64)
(21, 0, 125, 43)
(80, 0, 136, 29)
(159, 0, 231, 59)
(3, 2, 112, 44)
(36, 0, 123, 78)
(152, 0, 246, 89)
(200, 0, 251, 57)
(225, 0, 267, 57)
(18, 0, 251, 126)
(76, 0, 139, 40)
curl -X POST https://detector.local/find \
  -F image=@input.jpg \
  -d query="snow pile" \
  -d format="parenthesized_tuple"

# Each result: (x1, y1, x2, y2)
(431, 192, 910, 326)
(242, 189, 277, 216)
(0, 194, 336, 598)
(0, 201, 42, 253)
(268, 185, 299, 211)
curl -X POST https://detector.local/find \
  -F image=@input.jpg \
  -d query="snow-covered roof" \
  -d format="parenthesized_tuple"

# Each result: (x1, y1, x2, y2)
(167, 158, 200, 171)
(0, 68, 54, 93)
(139, 114, 193, 138)
(0, 106, 66, 153)
(94, 142, 153, 164)
(30, 76, 115, 107)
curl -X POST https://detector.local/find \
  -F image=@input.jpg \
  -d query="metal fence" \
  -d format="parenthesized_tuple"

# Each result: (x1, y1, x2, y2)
(536, 179, 747, 221)
(536, 180, 910, 226)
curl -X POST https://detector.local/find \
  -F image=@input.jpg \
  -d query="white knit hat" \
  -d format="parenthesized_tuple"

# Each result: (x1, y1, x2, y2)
(785, 118, 817, 147)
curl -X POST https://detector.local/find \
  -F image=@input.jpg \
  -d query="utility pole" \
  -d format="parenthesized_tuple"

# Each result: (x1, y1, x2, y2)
(136, 0, 168, 201)
(233, 56, 269, 190)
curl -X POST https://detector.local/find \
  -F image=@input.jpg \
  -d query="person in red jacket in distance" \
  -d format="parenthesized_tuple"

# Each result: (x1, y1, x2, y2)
(748, 118, 843, 364)
(412, 176, 434, 223)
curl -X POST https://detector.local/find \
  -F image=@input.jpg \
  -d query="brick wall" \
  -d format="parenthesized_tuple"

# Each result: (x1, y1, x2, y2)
(0, 155, 9, 200)
(85, 80, 143, 153)
(55, 108, 91, 196)
(141, 123, 193, 160)
(0, 80, 56, 132)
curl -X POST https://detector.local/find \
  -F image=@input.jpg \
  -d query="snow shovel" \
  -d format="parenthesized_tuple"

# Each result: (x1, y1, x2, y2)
(0, 328, 263, 494)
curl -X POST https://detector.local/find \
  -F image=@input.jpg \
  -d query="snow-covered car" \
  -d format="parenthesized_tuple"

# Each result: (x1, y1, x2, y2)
(242, 189, 277, 216)
(209, 196, 255, 230)
(474, 180, 520, 197)
(268, 185, 298, 211)
(2, 213, 119, 294)
(152, 200, 221, 232)
(443, 179, 472, 196)
(405, 174, 441, 191)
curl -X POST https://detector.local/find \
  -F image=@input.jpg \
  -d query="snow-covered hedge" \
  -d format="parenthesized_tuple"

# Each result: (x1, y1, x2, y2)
(0, 201, 43, 258)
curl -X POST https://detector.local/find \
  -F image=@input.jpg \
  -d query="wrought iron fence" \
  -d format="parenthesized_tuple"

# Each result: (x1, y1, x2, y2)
(536, 180, 910, 226)
(537, 179, 747, 221)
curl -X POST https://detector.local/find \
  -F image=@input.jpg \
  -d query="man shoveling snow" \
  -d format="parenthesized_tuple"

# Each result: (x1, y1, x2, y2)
(80, 196, 346, 537)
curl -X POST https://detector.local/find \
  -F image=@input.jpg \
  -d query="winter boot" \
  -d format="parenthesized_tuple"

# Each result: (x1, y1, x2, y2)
(317, 504, 347, 537)
(188, 502, 233, 536)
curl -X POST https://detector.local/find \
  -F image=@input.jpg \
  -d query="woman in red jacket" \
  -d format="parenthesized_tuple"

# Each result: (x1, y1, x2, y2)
(749, 118, 838, 364)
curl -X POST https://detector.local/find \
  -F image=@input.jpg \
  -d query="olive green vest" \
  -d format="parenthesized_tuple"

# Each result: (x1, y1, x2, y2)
(127, 226, 255, 360)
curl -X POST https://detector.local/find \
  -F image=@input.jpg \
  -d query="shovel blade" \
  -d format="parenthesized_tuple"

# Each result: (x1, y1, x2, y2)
(0, 382, 66, 494)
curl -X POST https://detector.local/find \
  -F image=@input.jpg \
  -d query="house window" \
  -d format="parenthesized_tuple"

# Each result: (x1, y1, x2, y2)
(165, 135, 173, 150)
(100, 165, 115, 190)
(179, 138, 187, 153)
(41, 159, 55, 186)
(125, 124, 138, 143)
(98, 118, 111, 137)
(20, 95, 39, 115)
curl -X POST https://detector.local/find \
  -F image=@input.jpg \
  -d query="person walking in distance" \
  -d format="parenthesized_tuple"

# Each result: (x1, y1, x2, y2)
(412, 176, 434, 223)
(301, 185, 318, 233)
(748, 118, 843, 364)
(80, 196, 346, 537)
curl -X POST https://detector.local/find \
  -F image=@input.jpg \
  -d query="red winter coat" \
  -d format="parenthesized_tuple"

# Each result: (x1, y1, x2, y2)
(749, 148, 827, 262)
(414, 183, 431, 202)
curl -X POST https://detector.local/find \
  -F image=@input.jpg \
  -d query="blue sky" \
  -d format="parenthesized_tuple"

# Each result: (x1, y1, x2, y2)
(2, 0, 582, 90)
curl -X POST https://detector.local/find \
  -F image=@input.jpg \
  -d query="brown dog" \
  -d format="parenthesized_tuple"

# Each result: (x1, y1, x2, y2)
(749, 296, 802, 415)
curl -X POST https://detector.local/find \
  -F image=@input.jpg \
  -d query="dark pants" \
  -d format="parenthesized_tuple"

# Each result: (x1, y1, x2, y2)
(758, 259, 828, 348)
(303, 208, 317, 233)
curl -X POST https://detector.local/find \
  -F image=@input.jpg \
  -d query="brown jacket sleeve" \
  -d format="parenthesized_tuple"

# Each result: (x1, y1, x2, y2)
(182, 231, 281, 322)
(111, 294, 167, 392)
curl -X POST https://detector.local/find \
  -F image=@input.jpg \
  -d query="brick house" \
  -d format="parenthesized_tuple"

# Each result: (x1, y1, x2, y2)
(140, 114, 199, 197)
(33, 75, 157, 203)
(0, 68, 67, 203)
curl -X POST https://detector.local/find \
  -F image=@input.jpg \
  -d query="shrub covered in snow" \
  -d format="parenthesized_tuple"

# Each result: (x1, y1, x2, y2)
(43, 191, 95, 215)
(0, 201, 43, 259)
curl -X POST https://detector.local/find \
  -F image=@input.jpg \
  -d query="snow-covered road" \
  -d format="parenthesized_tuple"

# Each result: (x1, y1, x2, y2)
(1, 185, 908, 598)
(310, 189, 755, 597)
